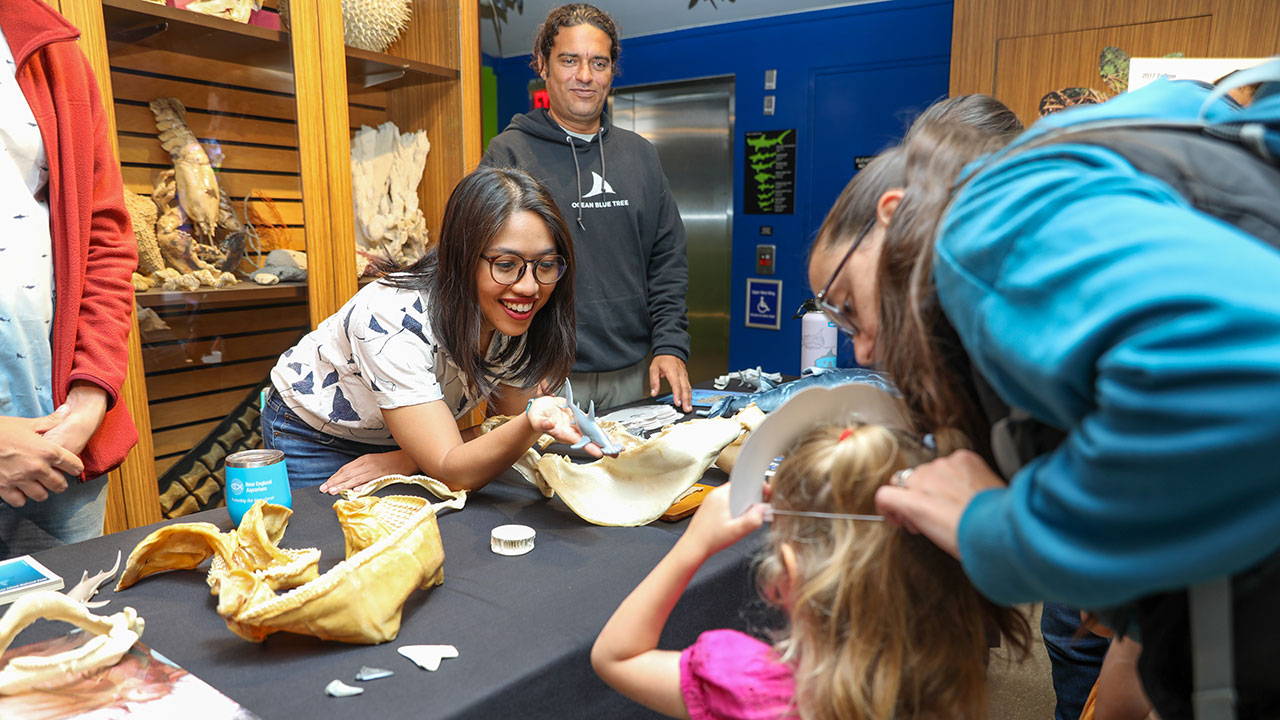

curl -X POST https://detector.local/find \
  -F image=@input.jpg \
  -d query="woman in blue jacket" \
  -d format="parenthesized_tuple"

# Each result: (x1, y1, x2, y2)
(810, 74, 1280, 718)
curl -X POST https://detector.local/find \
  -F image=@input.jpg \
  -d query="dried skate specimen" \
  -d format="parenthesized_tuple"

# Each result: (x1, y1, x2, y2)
(522, 409, 760, 526)
(0, 592, 144, 695)
(116, 484, 461, 645)
(150, 98, 220, 241)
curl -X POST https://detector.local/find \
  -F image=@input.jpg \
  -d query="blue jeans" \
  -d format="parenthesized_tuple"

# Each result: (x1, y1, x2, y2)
(0, 476, 108, 559)
(1042, 600, 1108, 720)
(260, 388, 400, 490)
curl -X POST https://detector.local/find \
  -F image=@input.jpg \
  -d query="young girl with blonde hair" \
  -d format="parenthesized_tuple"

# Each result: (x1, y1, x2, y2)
(592, 422, 1030, 720)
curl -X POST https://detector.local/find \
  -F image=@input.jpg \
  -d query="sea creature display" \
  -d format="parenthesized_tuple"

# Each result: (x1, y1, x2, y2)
(0, 592, 144, 695)
(123, 188, 164, 276)
(150, 98, 220, 242)
(705, 367, 898, 418)
(116, 481, 464, 644)
(712, 366, 781, 392)
(278, 0, 413, 54)
(350, 121, 430, 268)
(250, 248, 309, 286)
(185, 0, 262, 23)
(564, 379, 625, 456)
(63, 550, 122, 609)
(514, 407, 764, 526)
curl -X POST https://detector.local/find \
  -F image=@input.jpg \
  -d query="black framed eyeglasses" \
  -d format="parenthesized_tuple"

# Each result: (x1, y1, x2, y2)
(481, 254, 567, 286)
(813, 215, 876, 338)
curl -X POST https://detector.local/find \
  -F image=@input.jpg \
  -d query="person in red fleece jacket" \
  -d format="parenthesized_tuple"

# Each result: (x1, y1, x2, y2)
(0, 0, 137, 557)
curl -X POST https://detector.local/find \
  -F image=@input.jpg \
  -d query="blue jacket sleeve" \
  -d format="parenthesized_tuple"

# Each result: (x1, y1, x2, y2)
(938, 146, 1280, 609)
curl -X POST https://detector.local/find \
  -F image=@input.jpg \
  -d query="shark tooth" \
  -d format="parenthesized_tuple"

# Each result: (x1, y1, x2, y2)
(398, 644, 458, 671)
(325, 679, 363, 697)
(355, 666, 394, 681)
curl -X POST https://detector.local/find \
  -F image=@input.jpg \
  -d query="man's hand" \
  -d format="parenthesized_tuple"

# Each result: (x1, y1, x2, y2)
(0, 410, 83, 507)
(41, 382, 108, 457)
(320, 449, 419, 495)
(649, 355, 691, 413)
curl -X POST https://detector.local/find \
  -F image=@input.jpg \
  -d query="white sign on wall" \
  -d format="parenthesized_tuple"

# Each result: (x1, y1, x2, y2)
(1128, 57, 1270, 92)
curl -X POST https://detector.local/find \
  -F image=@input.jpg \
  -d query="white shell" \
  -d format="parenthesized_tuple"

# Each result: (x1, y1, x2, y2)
(325, 679, 364, 697)
(398, 644, 459, 671)
(355, 666, 394, 681)
(490, 525, 535, 556)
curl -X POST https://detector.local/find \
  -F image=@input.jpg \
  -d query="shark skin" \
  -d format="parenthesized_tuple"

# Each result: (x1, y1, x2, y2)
(564, 379, 626, 456)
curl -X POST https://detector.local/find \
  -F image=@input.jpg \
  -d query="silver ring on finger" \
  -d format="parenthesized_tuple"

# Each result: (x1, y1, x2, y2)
(892, 467, 915, 488)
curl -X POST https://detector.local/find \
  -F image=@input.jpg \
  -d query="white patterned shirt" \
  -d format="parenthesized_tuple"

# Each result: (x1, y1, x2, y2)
(271, 280, 523, 444)
(0, 26, 55, 419)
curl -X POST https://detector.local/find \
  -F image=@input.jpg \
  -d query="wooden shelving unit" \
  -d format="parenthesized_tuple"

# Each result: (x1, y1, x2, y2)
(51, 0, 480, 532)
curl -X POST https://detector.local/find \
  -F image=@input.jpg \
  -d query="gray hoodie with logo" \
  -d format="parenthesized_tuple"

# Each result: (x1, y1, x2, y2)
(480, 108, 690, 374)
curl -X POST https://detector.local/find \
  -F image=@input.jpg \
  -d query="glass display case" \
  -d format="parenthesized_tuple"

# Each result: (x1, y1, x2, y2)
(52, 0, 478, 529)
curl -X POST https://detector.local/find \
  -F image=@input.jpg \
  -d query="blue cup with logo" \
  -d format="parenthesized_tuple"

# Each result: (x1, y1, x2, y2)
(225, 449, 291, 526)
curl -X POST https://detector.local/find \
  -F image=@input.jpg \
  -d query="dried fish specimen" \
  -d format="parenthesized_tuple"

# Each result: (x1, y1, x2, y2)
(152, 169, 213, 275)
(398, 644, 458, 671)
(325, 679, 364, 697)
(150, 98, 220, 242)
(0, 592, 144, 695)
(522, 409, 761, 526)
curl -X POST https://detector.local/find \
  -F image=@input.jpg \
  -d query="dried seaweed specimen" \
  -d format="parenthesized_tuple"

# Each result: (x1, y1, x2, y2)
(0, 593, 144, 695)
(518, 409, 762, 526)
(150, 98, 220, 242)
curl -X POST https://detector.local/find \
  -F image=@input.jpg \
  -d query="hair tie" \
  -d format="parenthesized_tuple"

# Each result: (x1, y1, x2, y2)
(838, 428, 854, 443)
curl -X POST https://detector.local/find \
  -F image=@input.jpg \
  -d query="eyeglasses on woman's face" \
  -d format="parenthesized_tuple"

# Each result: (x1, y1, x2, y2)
(481, 253, 568, 286)
(813, 216, 876, 338)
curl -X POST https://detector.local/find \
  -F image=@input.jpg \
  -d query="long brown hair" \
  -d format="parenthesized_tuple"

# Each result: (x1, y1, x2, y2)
(812, 95, 1022, 442)
(530, 3, 621, 76)
(380, 166, 576, 400)
(757, 423, 1031, 720)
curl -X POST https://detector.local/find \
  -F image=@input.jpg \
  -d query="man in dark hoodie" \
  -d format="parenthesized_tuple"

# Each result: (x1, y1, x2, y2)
(481, 4, 693, 412)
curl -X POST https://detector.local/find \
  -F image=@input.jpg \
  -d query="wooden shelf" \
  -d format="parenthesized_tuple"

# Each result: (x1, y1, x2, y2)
(102, 0, 457, 89)
(135, 280, 308, 308)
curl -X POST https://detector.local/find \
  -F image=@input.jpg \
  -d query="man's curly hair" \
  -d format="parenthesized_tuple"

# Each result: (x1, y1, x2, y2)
(530, 4, 620, 76)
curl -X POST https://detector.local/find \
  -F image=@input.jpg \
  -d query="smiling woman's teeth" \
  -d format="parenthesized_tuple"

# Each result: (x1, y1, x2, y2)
(501, 300, 533, 313)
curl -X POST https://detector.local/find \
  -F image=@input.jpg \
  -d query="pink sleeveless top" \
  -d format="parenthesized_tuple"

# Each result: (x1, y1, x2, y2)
(679, 629, 797, 720)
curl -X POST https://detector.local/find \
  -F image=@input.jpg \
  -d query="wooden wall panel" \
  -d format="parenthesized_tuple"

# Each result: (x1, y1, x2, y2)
(994, 17, 1212, 125)
(952, 0, 1275, 116)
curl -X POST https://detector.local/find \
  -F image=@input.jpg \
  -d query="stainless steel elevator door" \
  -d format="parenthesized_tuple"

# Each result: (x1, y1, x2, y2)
(611, 76, 734, 386)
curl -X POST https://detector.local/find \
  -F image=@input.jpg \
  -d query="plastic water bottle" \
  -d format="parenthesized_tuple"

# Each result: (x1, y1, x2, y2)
(798, 299, 838, 370)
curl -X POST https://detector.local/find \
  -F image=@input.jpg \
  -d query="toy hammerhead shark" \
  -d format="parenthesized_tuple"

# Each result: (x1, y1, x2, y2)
(564, 379, 625, 456)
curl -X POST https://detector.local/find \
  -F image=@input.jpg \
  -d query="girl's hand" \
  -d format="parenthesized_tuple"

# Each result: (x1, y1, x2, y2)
(526, 396, 604, 458)
(681, 483, 766, 558)
(319, 449, 418, 495)
(873, 449, 1004, 559)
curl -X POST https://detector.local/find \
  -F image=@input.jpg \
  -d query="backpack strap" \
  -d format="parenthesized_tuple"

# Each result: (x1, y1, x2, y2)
(1190, 577, 1237, 720)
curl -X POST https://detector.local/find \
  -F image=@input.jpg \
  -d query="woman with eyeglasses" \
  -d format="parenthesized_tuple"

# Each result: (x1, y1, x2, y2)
(262, 166, 600, 492)
(814, 75, 1280, 720)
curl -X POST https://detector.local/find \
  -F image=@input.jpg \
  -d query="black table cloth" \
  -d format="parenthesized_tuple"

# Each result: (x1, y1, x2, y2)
(19, 467, 768, 719)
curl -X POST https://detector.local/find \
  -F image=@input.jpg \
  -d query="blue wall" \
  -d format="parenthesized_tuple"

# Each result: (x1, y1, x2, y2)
(484, 0, 952, 375)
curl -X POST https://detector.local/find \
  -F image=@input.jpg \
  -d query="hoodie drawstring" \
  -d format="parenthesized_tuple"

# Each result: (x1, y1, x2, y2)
(567, 135, 586, 230)
(564, 129, 608, 232)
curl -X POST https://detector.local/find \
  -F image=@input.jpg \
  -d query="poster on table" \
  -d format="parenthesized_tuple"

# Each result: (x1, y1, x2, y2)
(744, 129, 797, 215)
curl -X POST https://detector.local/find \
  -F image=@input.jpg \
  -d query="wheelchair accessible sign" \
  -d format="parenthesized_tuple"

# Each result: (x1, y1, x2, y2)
(745, 278, 782, 330)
